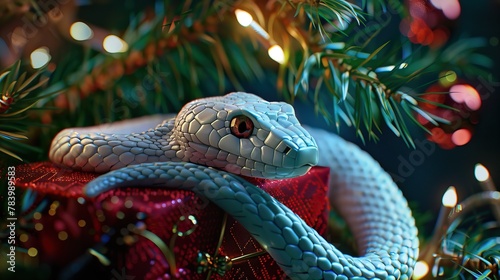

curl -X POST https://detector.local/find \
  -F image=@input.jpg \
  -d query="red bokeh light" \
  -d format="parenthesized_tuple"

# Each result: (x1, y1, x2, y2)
(451, 129, 472, 146)
(450, 84, 481, 111)
(418, 82, 480, 149)
(401, 0, 458, 48)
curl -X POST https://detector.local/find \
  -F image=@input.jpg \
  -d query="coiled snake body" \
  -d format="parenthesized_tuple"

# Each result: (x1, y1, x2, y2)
(50, 92, 419, 279)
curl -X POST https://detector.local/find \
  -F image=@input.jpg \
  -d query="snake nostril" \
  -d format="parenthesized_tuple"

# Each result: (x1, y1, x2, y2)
(283, 146, 291, 154)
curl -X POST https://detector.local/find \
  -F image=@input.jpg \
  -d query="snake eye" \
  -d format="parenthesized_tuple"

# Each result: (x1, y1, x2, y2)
(230, 115, 254, 138)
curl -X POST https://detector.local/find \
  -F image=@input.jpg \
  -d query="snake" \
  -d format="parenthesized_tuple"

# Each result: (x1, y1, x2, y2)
(49, 92, 419, 279)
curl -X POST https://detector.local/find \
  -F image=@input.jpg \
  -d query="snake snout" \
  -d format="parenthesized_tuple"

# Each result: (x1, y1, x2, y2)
(295, 146, 319, 167)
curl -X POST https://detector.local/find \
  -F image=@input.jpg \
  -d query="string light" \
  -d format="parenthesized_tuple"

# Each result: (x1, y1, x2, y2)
(442, 186, 458, 207)
(70, 22, 93, 41)
(103, 35, 128, 53)
(419, 186, 458, 266)
(474, 163, 490, 182)
(234, 8, 284, 63)
(268, 45, 285, 64)
(30, 47, 51, 69)
(235, 9, 253, 27)
(234, 9, 265, 36)
(474, 163, 500, 221)
(421, 165, 499, 277)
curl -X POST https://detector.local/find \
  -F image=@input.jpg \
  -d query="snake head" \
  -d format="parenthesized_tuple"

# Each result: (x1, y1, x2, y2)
(175, 92, 319, 179)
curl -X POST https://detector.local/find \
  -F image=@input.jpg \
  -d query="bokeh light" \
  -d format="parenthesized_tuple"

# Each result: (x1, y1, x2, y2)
(27, 247, 38, 257)
(11, 27, 28, 49)
(419, 81, 480, 150)
(58, 231, 68, 241)
(431, 0, 461, 20)
(103, 35, 128, 53)
(70, 22, 93, 41)
(30, 47, 51, 69)
(413, 260, 430, 279)
(451, 128, 472, 146)
(439, 70, 457, 87)
(450, 84, 481, 111)
(400, 0, 455, 48)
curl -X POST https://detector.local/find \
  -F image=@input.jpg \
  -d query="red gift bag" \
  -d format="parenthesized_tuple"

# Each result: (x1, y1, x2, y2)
(14, 162, 330, 279)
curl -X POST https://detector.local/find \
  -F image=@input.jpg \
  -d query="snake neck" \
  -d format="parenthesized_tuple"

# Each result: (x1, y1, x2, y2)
(49, 114, 241, 173)
(49, 118, 187, 173)
(148, 118, 183, 161)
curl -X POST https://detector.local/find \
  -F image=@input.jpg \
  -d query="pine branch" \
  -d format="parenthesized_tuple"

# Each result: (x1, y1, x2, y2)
(2, 0, 491, 159)
(286, 0, 362, 39)
(267, 0, 491, 146)
(0, 62, 61, 162)
(287, 40, 440, 146)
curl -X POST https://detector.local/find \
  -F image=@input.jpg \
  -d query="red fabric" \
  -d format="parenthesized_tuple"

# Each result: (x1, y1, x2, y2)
(14, 162, 330, 279)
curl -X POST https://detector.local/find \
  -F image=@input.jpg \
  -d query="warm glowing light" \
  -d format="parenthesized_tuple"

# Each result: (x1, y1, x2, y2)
(451, 129, 472, 146)
(442, 186, 458, 208)
(19, 234, 29, 242)
(35, 223, 43, 231)
(70, 22, 93, 41)
(235, 9, 253, 27)
(450, 84, 481, 111)
(268, 44, 285, 64)
(103, 35, 128, 53)
(78, 219, 87, 227)
(474, 163, 490, 182)
(412, 260, 430, 279)
(30, 47, 51, 69)
(58, 231, 68, 241)
(27, 247, 38, 257)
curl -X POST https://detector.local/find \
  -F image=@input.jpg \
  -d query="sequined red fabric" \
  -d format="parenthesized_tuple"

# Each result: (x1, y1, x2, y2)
(14, 162, 330, 279)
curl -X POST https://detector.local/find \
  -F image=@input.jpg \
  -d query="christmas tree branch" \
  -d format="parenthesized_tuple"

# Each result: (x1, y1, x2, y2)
(0, 0, 492, 162)
(267, 0, 490, 146)
(0, 61, 62, 161)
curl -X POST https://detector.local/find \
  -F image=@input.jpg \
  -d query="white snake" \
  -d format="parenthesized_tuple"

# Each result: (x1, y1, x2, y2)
(49, 92, 419, 279)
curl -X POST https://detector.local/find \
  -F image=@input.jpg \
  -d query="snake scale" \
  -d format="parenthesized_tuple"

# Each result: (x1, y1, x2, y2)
(49, 92, 419, 279)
